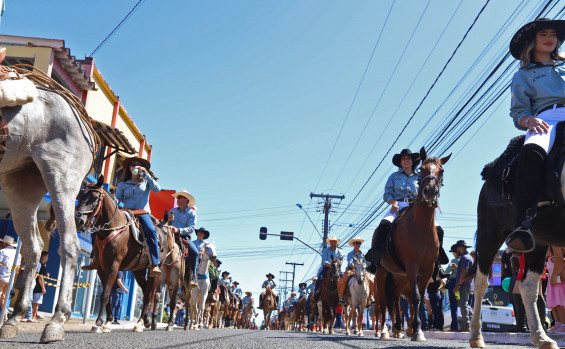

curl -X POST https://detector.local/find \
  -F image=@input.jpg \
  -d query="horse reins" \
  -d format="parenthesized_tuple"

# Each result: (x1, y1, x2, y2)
(416, 159, 444, 207)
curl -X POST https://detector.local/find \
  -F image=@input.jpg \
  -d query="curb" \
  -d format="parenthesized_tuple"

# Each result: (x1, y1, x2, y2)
(423, 330, 565, 346)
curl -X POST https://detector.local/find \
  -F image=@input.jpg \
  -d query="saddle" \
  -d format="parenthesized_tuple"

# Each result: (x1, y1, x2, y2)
(383, 207, 409, 273)
(482, 121, 565, 207)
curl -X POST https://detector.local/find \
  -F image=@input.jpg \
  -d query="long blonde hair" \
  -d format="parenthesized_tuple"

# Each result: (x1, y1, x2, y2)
(520, 37, 565, 68)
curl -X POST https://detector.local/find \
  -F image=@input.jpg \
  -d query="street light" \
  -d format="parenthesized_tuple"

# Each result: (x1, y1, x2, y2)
(258, 228, 321, 256)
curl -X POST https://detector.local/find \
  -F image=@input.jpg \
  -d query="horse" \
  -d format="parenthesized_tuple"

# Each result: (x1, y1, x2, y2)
(293, 296, 306, 331)
(307, 294, 320, 331)
(469, 136, 565, 349)
(375, 147, 450, 341)
(345, 258, 370, 336)
(0, 83, 99, 343)
(72, 176, 171, 333)
(317, 256, 342, 334)
(188, 242, 217, 329)
(242, 297, 255, 329)
(205, 288, 220, 328)
(261, 286, 276, 330)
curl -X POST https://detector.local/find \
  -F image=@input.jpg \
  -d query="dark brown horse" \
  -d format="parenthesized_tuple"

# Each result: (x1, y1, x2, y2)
(261, 286, 276, 330)
(293, 296, 306, 331)
(74, 176, 171, 333)
(376, 147, 450, 341)
(317, 257, 341, 334)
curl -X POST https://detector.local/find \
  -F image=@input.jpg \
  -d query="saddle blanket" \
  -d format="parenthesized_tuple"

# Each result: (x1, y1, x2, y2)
(0, 78, 37, 108)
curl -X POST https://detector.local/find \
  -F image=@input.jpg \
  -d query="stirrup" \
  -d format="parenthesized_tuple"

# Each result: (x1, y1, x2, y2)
(506, 226, 535, 253)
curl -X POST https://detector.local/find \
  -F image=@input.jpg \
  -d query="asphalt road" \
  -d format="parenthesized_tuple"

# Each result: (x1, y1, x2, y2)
(0, 328, 536, 349)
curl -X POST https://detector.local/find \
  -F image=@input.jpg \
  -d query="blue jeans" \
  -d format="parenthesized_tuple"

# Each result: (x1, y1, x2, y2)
(335, 313, 343, 328)
(419, 299, 427, 330)
(314, 267, 329, 292)
(24, 296, 32, 320)
(447, 278, 458, 330)
(400, 296, 410, 325)
(428, 290, 444, 330)
(137, 214, 160, 266)
(183, 237, 198, 278)
(111, 291, 123, 320)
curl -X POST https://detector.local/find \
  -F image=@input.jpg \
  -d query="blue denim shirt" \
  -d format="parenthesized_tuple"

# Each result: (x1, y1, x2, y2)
(321, 247, 343, 270)
(168, 207, 196, 237)
(233, 287, 243, 296)
(219, 276, 231, 287)
(347, 250, 366, 269)
(305, 282, 315, 294)
(193, 239, 205, 251)
(262, 279, 277, 289)
(298, 287, 307, 298)
(511, 60, 565, 130)
(455, 251, 474, 288)
(383, 171, 419, 203)
(115, 175, 161, 213)
(242, 295, 252, 306)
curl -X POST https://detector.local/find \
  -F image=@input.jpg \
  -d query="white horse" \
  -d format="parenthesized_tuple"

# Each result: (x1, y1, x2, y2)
(0, 86, 97, 342)
(190, 241, 217, 329)
(346, 258, 369, 336)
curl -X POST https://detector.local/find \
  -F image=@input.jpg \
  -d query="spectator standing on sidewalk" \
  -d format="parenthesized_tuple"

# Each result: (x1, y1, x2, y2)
(111, 271, 129, 324)
(31, 251, 48, 322)
(546, 246, 565, 332)
(0, 235, 16, 319)
(444, 244, 460, 332)
(453, 240, 473, 332)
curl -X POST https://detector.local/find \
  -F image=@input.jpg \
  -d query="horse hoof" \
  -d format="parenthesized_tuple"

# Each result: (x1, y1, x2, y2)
(166, 325, 174, 332)
(133, 325, 144, 333)
(411, 331, 426, 342)
(358, 331, 364, 337)
(469, 338, 485, 348)
(102, 326, 111, 333)
(91, 326, 102, 333)
(393, 332, 404, 339)
(184, 326, 189, 331)
(406, 328, 414, 337)
(353, 330, 358, 335)
(151, 323, 157, 330)
(40, 323, 65, 343)
(0, 323, 19, 338)
(330, 330, 335, 335)
(539, 342, 559, 349)
(381, 332, 390, 340)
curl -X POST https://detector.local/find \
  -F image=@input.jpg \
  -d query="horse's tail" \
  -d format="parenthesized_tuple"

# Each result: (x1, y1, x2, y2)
(45, 203, 57, 233)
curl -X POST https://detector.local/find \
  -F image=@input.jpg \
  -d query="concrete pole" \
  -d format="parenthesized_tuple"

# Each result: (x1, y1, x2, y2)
(83, 269, 97, 324)
(310, 193, 345, 249)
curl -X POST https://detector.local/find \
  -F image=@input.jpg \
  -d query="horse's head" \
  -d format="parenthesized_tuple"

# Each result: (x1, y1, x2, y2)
(418, 147, 451, 207)
(330, 256, 342, 280)
(353, 258, 366, 285)
(203, 241, 217, 262)
(75, 175, 106, 231)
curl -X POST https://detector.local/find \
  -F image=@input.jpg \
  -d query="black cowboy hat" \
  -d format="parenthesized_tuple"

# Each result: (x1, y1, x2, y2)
(449, 244, 458, 253)
(299, 282, 307, 289)
(221, 271, 230, 276)
(453, 240, 470, 249)
(392, 149, 421, 168)
(510, 18, 565, 59)
(195, 227, 210, 239)
(266, 273, 275, 279)
(122, 156, 151, 170)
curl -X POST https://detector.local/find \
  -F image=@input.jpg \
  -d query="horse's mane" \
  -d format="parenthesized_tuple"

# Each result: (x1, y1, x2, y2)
(481, 135, 525, 182)
(421, 157, 443, 166)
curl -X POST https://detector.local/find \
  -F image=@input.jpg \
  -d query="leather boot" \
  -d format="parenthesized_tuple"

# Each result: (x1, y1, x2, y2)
(365, 220, 392, 265)
(506, 144, 546, 253)
(149, 265, 162, 277)
(436, 226, 449, 264)
(509, 293, 529, 333)
(82, 249, 99, 271)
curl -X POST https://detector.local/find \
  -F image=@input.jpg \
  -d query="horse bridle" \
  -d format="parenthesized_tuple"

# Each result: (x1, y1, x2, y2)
(417, 162, 444, 207)
(75, 186, 120, 232)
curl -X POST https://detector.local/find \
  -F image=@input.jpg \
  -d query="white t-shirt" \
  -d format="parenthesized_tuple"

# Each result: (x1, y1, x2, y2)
(0, 246, 16, 283)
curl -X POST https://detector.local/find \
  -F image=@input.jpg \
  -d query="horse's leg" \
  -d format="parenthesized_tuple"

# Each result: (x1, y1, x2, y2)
(408, 271, 425, 342)
(98, 266, 119, 332)
(0, 171, 45, 339)
(151, 278, 163, 331)
(166, 273, 179, 332)
(132, 269, 149, 332)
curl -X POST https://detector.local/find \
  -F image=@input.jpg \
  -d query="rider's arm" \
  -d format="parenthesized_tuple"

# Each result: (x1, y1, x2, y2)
(145, 173, 161, 193)
(178, 210, 196, 236)
(510, 70, 533, 131)
(321, 248, 331, 268)
(115, 182, 125, 204)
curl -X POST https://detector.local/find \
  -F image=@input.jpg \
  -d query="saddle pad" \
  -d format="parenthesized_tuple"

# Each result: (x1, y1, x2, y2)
(0, 78, 37, 108)
(124, 211, 144, 246)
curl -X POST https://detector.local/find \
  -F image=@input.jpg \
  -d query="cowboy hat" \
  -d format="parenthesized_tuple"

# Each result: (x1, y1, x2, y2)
(0, 235, 16, 247)
(453, 240, 470, 248)
(392, 149, 420, 168)
(195, 227, 210, 239)
(298, 282, 307, 288)
(510, 18, 565, 59)
(348, 237, 365, 247)
(122, 156, 151, 171)
(326, 235, 340, 244)
(266, 273, 275, 279)
(449, 244, 458, 253)
(245, 291, 252, 296)
(172, 190, 196, 207)
(233, 281, 239, 285)
(290, 292, 296, 296)
(311, 276, 318, 281)
(221, 271, 230, 276)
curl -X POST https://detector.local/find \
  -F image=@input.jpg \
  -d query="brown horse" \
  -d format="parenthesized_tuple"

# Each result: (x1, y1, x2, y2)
(307, 295, 320, 331)
(293, 297, 306, 331)
(242, 297, 255, 329)
(376, 147, 450, 341)
(74, 176, 172, 333)
(261, 286, 276, 330)
(317, 257, 342, 334)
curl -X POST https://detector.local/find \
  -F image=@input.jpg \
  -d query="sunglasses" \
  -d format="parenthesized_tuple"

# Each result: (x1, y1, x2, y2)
(130, 162, 141, 167)
(354, 242, 362, 245)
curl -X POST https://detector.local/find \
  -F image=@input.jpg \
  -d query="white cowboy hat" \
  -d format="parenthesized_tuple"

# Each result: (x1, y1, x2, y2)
(311, 276, 318, 281)
(172, 190, 196, 207)
(348, 237, 365, 247)
(326, 235, 340, 244)
(0, 235, 16, 247)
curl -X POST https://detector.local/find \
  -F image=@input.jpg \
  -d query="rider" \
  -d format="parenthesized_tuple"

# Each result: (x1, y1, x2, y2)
(283, 292, 297, 312)
(297, 282, 308, 300)
(314, 236, 343, 300)
(365, 149, 448, 267)
(232, 281, 243, 299)
(505, 18, 565, 252)
(304, 277, 317, 312)
(219, 271, 231, 287)
(242, 291, 255, 315)
(193, 227, 209, 252)
(337, 237, 366, 302)
(169, 190, 199, 287)
(258, 273, 278, 310)
(111, 157, 161, 276)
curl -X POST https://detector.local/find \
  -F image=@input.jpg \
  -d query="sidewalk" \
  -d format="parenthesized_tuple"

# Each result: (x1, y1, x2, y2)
(424, 330, 565, 346)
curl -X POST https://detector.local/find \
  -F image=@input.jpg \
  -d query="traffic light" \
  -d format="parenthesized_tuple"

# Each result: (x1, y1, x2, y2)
(260, 227, 267, 240)
(280, 231, 294, 241)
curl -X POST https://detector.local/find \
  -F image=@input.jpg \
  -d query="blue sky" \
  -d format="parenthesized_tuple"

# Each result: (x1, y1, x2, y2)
(1, 0, 559, 312)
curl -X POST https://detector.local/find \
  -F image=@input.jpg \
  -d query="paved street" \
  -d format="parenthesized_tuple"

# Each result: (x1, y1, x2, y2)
(0, 327, 541, 349)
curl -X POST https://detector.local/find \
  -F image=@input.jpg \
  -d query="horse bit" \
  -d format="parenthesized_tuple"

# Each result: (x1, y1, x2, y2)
(75, 186, 120, 232)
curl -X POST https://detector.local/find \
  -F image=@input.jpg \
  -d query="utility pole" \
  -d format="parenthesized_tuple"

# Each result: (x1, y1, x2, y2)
(285, 262, 304, 292)
(278, 271, 293, 301)
(310, 193, 345, 248)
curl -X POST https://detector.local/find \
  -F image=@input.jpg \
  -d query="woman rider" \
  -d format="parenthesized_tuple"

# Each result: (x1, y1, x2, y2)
(116, 156, 162, 276)
(505, 18, 565, 253)
(365, 149, 448, 266)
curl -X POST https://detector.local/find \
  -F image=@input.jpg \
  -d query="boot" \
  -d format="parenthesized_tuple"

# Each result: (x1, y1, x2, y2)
(82, 251, 98, 271)
(506, 144, 546, 253)
(365, 220, 392, 264)
(509, 294, 529, 333)
(191, 274, 198, 288)
(436, 226, 449, 264)
(258, 294, 263, 309)
(149, 265, 162, 277)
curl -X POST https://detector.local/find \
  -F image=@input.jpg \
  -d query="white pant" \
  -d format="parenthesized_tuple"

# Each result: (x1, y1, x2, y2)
(525, 107, 565, 153)
(383, 201, 410, 223)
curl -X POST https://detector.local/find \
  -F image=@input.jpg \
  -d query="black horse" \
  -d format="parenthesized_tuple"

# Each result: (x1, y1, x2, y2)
(470, 135, 565, 349)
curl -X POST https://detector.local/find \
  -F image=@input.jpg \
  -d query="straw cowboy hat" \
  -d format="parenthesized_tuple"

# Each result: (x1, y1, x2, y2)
(298, 282, 307, 289)
(195, 227, 210, 240)
(0, 235, 16, 247)
(266, 273, 275, 279)
(172, 190, 196, 207)
(290, 292, 296, 297)
(348, 237, 365, 247)
(392, 149, 420, 168)
(311, 276, 318, 281)
(122, 156, 151, 170)
(245, 291, 252, 296)
(510, 18, 565, 59)
(326, 235, 340, 244)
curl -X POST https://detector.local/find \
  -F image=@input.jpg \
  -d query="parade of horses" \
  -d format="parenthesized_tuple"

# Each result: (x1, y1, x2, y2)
(2, 2, 565, 349)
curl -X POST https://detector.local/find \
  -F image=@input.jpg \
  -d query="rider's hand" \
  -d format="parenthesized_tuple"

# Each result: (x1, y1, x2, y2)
(390, 200, 400, 214)
(527, 117, 549, 134)
(168, 212, 174, 222)
(171, 227, 179, 234)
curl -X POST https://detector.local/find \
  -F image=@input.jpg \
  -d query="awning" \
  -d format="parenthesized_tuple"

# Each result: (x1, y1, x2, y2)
(92, 119, 136, 158)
